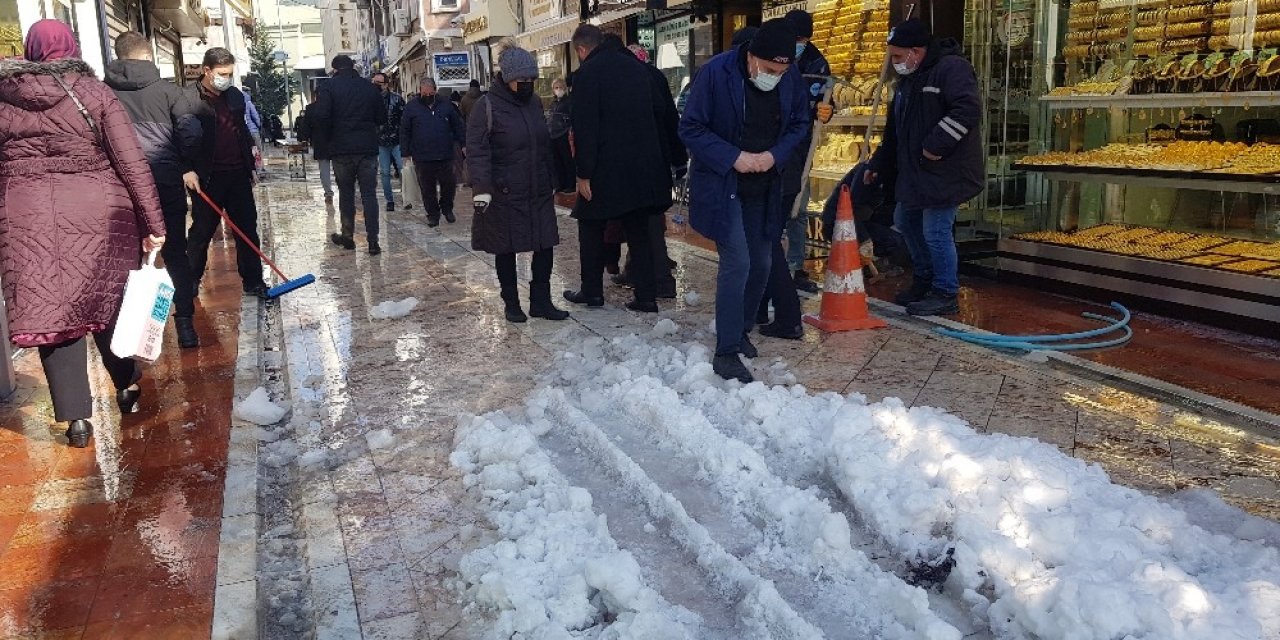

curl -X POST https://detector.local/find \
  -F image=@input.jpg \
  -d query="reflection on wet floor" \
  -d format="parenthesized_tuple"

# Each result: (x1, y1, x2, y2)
(1, 172, 1276, 639)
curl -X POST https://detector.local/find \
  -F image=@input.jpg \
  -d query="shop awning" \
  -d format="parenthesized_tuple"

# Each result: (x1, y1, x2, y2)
(149, 0, 208, 37)
(516, 17, 579, 51)
(588, 0, 646, 26)
(293, 54, 328, 71)
(384, 38, 426, 75)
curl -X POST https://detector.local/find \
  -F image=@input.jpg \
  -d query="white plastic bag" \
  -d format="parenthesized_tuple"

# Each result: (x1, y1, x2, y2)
(110, 250, 175, 362)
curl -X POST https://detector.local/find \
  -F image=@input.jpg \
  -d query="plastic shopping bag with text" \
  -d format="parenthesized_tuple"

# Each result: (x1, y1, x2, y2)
(110, 250, 175, 362)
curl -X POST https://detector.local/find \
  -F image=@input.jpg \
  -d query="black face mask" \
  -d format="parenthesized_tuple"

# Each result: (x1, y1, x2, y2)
(514, 81, 535, 103)
(421, 93, 436, 105)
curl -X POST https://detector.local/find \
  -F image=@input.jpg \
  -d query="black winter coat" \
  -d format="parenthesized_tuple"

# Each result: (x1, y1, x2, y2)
(868, 38, 984, 209)
(401, 96, 464, 162)
(645, 63, 688, 169)
(295, 102, 331, 160)
(104, 59, 201, 184)
(312, 70, 384, 157)
(184, 83, 256, 177)
(466, 83, 559, 255)
(571, 39, 672, 220)
(547, 94, 571, 139)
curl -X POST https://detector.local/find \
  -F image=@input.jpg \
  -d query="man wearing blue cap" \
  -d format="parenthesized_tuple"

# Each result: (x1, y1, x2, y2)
(865, 18, 982, 316)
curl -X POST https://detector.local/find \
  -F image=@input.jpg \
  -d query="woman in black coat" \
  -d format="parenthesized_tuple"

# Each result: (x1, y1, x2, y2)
(467, 47, 569, 323)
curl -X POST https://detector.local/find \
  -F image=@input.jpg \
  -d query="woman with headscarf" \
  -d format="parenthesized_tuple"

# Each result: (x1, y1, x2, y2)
(0, 20, 167, 448)
(467, 46, 568, 323)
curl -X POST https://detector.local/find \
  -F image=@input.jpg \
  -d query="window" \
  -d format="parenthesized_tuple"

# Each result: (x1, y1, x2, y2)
(431, 0, 458, 13)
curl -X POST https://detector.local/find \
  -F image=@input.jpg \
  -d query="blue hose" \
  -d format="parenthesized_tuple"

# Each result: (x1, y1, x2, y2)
(938, 303, 1132, 351)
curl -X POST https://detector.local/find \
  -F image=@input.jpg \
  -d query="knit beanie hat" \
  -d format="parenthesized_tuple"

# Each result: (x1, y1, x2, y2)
(887, 18, 931, 48)
(749, 18, 798, 65)
(785, 9, 814, 38)
(498, 46, 538, 82)
(731, 26, 759, 46)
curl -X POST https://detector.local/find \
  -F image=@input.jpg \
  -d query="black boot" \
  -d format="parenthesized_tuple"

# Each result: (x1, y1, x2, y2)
(563, 290, 604, 307)
(759, 322, 804, 340)
(625, 300, 659, 313)
(906, 290, 960, 316)
(529, 283, 569, 321)
(793, 270, 820, 294)
(175, 316, 199, 349)
(740, 334, 758, 359)
(368, 241, 382, 256)
(713, 354, 753, 383)
(330, 233, 355, 250)
(501, 287, 527, 323)
(894, 279, 933, 306)
(117, 383, 142, 414)
(65, 419, 93, 448)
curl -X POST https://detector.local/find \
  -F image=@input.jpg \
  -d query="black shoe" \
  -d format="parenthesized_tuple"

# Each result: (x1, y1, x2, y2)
(369, 242, 382, 256)
(894, 280, 933, 306)
(386, 202, 395, 212)
(404, 203, 413, 210)
(740, 334, 758, 359)
(243, 283, 270, 299)
(175, 316, 199, 349)
(907, 290, 960, 316)
(324, 194, 333, 204)
(655, 281, 677, 299)
(117, 384, 142, 414)
(443, 211, 457, 223)
(330, 233, 355, 250)
(794, 270, 820, 294)
(713, 354, 754, 383)
(756, 302, 771, 325)
(529, 283, 570, 321)
(504, 303, 528, 323)
(667, 258, 678, 270)
(625, 300, 659, 313)
(759, 322, 804, 340)
(563, 290, 604, 307)
(610, 273, 632, 288)
(427, 216, 440, 228)
(65, 419, 93, 448)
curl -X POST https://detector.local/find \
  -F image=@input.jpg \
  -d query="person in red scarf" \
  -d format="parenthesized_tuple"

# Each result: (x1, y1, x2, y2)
(0, 20, 167, 448)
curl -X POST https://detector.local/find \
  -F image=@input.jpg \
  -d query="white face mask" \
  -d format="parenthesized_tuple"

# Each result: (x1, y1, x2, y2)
(750, 59, 783, 92)
(893, 53, 918, 76)
(211, 75, 233, 91)
(553, 88, 565, 98)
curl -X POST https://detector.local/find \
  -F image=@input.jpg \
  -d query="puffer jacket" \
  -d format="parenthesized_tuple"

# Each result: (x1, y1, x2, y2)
(0, 58, 165, 346)
(104, 58, 202, 184)
(868, 38, 984, 209)
(400, 95, 464, 162)
(313, 69, 384, 157)
(466, 83, 559, 255)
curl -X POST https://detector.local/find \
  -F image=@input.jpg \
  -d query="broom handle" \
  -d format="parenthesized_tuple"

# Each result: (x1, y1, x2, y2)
(195, 189, 290, 283)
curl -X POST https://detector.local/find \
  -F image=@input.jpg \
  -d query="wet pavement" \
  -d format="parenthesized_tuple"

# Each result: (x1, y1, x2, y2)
(2, 172, 1279, 638)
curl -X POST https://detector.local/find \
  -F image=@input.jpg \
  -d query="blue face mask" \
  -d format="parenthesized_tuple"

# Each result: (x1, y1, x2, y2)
(796, 42, 806, 58)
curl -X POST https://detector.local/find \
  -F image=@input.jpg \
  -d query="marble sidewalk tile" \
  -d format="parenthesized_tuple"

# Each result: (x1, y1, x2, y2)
(214, 513, 256, 587)
(311, 563, 362, 640)
(363, 612, 424, 640)
(300, 500, 347, 571)
(351, 562, 419, 623)
(210, 579, 255, 640)
(985, 415, 1077, 454)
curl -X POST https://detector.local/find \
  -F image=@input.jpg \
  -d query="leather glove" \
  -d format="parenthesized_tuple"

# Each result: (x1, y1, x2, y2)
(816, 102, 834, 124)
(474, 193, 492, 215)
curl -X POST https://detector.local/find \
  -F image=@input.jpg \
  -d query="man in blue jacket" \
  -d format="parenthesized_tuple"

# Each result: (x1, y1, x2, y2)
(865, 19, 983, 316)
(679, 19, 809, 383)
(400, 77, 465, 227)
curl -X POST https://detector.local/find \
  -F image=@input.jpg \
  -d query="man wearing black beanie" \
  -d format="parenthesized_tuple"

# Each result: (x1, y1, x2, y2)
(865, 17, 983, 316)
(679, 18, 809, 383)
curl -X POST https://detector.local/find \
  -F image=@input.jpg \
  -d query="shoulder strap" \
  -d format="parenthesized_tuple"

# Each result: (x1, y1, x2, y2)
(485, 94, 492, 135)
(51, 74, 102, 144)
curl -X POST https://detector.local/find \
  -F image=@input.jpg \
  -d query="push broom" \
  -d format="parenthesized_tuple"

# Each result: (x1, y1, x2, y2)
(195, 189, 315, 298)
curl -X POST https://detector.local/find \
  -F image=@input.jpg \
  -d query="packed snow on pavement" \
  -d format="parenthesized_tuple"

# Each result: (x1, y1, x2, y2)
(449, 323, 1280, 640)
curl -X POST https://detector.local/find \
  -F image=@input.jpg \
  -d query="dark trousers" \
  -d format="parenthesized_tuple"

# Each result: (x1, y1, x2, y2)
(496, 249, 553, 300)
(40, 325, 138, 422)
(188, 168, 265, 289)
(157, 182, 196, 318)
(578, 209, 657, 303)
(622, 214, 675, 291)
(414, 159, 456, 219)
(714, 194, 773, 356)
(759, 239, 802, 327)
(551, 135, 575, 192)
(333, 154, 380, 241)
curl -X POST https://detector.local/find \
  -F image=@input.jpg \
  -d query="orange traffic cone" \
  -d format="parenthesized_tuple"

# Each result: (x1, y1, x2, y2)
(803, 184, 888, 332)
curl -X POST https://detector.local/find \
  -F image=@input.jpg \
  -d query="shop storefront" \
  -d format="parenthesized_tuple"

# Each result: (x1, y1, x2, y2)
(634, 10, 715, 99)
(968, 0, 1280, 322)
(462, 0, 520, 83)
(516, 0, 579, 97)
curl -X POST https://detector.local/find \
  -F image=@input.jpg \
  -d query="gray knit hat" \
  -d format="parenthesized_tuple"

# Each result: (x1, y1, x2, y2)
(498, 46, 538, 82)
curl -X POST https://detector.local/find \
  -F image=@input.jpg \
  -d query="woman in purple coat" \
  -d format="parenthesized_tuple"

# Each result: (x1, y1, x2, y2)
(0, 21, 167, 447)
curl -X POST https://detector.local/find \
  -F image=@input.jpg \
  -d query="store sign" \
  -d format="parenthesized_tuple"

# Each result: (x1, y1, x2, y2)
(523, 0, 560, 29)
(655, 15, 690, 66)
(516, 17, 579, 50)
(433, 51, 472, 87)
(762, 0, 813, 20)
(463, 0, 520, 44)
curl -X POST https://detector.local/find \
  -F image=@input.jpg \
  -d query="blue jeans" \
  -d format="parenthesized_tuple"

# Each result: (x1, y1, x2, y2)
(318, 158, 333, 197)
(714, 194, 773, 356)
(893, 203, 959, 295)
(378, 145, 402, 204)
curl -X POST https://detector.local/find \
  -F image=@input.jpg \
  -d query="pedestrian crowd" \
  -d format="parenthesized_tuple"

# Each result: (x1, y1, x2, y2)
(0, 13, 982, 445)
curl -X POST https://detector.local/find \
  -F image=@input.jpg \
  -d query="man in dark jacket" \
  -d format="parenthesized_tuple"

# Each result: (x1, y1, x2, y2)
(372, 72, 405, 211)
(460, 79, 482, 123)
(314, 55, 386, 254)
(295, 90, 334, 203)
(547, 77, 574, 193)
(865, 19, 983, 316)
(185, 47, 269, 299)
(679, 19, 808, 383)
(562, 24, 673, 313)
(106, 31, 204, 348)
(400, 77, 465, 226)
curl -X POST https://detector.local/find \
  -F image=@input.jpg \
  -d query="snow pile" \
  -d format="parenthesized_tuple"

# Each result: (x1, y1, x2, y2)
(369, 297, 419, 319)
(683, 291, 701, 305)
(551, 335, 1280, 640)
(451, 412, 699, 638)
(234, 387, 288, 425)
